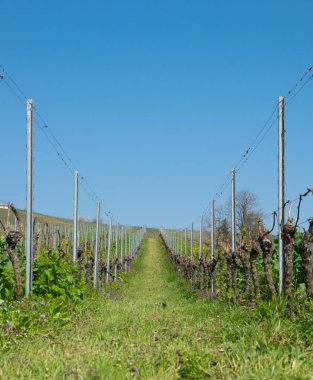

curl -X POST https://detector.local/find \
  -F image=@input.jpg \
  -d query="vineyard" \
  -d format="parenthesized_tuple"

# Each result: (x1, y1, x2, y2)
(2, 2, 313, 378)
(0, 203, 146, 352)
(0, 203, 145, 296)
(161, 189, 313, 303)
(1, 72, 313, 378)
(1, 233, 313, 379)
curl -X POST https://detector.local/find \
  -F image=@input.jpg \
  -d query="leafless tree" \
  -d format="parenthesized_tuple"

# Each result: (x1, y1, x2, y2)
(227, 190, 263, 236)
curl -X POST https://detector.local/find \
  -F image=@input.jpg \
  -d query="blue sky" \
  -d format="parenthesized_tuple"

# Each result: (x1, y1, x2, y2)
(1, 0, 313, 229)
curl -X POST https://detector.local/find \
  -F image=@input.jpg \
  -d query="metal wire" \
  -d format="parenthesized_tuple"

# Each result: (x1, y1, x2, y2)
(189, 66, 313, 229)
(0, 66, 116, 221)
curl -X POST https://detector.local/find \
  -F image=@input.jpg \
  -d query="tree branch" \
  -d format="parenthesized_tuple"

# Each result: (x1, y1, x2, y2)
(295, 188, 313, 227)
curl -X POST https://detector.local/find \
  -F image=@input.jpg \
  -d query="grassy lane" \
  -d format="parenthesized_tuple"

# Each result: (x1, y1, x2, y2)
(1, 237, 313, 379)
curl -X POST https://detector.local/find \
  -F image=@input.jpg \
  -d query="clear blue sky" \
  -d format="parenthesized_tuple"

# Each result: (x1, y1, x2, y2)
(1, 0, 313, 229)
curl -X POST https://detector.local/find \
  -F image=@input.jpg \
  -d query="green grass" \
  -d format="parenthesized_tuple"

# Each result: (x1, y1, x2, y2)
(1, 236, 313, 379)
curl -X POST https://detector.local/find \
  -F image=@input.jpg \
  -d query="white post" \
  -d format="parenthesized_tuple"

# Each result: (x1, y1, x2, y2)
(199, 215, 203, 260)
(26, 99, 34, 297)
(278, 96, 285, 294)
(128, 231, 131, 269)
(93, 201, 100, 288)
(211, 198, 215, 292)
(125, 229, 128, 272)
(180, 230, 183, 255)
(73, 171, 79, 260)
(190, 222, 194, 259)
(114, 222, 119, 281)
(106, 214, 113, 283)
(231, 169, 236, 254)
(120, 226, 124, 268)
(175, 232, 177, 254)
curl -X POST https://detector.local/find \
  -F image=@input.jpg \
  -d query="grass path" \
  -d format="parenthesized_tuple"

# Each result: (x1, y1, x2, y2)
(1, 237, 313, 379)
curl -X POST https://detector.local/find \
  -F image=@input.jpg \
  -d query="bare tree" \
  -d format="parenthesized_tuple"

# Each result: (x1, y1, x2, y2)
(203, 205, 231, 247)
(227, 190, 263, 236)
